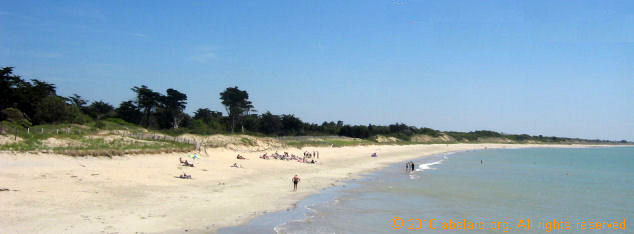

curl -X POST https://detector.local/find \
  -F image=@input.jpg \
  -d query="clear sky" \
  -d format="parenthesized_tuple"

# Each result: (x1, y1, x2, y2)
(1, 0, 632, 141)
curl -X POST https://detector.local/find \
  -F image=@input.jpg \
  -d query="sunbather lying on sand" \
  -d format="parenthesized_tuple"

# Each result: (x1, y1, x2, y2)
(237, 154, 247, 160)
(230, 163, 242, 168)
(178, 173, 192, 179)
(180, 159, 194, 167)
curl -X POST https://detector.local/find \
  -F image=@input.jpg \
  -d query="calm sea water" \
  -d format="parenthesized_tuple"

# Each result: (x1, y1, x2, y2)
(220, 147, 634, 234)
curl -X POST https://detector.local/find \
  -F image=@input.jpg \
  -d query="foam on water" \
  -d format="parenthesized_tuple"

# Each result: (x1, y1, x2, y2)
(416, 155, 448, 172)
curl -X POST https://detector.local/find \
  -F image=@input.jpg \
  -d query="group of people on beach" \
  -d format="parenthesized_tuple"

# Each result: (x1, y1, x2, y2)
(406, 161, 416, 173)
(230, 154, 248, 168)
(177, 157, 194, 179)
(304, 151, 319, 159)
(173, 153, 306, 193)
(259, 151, 319, 164)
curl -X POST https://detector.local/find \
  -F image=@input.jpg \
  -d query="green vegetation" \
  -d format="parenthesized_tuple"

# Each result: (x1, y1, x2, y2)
(220, 86, 254, 133)
(0, 119, 193, 156)
(282, 137, 376, 148)
(1, 66, 631, 154)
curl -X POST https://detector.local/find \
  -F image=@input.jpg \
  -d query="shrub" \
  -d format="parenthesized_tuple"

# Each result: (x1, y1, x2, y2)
(1, 108, 32, 127)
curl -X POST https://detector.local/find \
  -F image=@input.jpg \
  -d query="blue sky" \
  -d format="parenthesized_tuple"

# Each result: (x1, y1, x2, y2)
(1, 0, 632, 141)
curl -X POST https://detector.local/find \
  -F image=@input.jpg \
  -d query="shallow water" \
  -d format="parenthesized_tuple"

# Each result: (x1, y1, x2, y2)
(220, 147, 634, 234)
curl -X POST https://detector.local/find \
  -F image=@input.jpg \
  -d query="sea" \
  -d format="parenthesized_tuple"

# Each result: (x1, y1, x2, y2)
(219, 147, 634, 233)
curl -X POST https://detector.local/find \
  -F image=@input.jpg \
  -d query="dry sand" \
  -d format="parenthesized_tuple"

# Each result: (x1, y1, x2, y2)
(0, 144, 611, 233)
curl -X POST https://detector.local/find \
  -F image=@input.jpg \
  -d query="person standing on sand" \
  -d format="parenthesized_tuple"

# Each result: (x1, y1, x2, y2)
(292, 175, 301, 191)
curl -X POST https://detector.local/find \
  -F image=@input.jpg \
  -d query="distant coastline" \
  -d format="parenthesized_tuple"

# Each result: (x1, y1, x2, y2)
(1, 118, 631, 157)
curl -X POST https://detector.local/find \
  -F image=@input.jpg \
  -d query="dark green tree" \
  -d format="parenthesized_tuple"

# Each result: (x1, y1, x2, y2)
(0, 67, 73, 124)
(281, 114, 303, 135)
(131, 85, 161, 127)
(193, 108, 223, 124)
(259, 111, 282, 135)
(0, 67, 24, 112)
(219, 86, 253, 133)
(33, 96, 83, 124)
(17, 79, 57, 124)
(191, 108, 224, 132)
(116, 100, 142, 124)
(336, 120, 344, 128)
(68, 94, 88, 112)
(321, 121, 338, 135)
(242, 114, 260, 132)
(161, 88, 187, 129)
(86, 101, 114, 120)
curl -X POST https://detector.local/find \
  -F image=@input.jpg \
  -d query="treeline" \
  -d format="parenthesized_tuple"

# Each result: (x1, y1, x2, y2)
(0, 67, 445, 139)
(443, 130, 611, 143)
(0, 67, 629, 143)
(1, 67, 90, 126)
(0, 67, 422, 138)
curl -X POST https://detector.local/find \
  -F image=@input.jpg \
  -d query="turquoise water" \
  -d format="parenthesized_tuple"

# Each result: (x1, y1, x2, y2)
(220, 147, 634, 233)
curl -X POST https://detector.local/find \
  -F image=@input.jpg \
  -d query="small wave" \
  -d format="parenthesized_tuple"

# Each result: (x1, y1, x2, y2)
(416, 157, 446, 172)
(274, 195, 343, 233)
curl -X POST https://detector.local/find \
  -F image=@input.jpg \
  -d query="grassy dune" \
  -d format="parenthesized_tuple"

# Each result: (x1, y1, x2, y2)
(0, 119, 194, 156)
(1, 119, 630, 156)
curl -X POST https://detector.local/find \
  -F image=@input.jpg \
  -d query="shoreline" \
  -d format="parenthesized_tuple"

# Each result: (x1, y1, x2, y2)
(219, 151, 452, 233)
(0, 144, 622, 233)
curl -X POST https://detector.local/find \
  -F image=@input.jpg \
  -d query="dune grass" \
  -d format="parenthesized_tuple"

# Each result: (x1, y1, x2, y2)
(283, 138, 374, 148)
(0, 120, 194, 156)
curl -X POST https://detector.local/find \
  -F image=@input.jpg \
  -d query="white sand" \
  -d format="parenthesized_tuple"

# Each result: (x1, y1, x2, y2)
(0, 144, 610, 233)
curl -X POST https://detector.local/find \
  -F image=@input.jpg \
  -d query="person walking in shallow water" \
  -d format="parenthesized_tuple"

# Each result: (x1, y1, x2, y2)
(405, 162, 411, 173)
(410, 161, 415, 172)
(292, 175, 301, 192)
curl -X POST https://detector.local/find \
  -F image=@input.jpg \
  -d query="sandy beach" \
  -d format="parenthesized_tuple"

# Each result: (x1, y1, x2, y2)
(0, 144, 611, 233)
